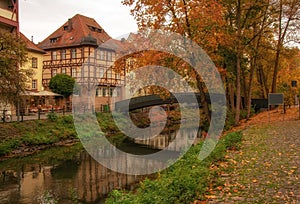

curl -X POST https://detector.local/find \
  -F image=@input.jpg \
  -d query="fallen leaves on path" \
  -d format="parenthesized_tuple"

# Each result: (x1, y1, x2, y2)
(207, 107, 300, 203)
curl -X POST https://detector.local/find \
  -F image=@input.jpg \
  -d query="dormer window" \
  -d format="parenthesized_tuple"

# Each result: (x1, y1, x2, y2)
(88, 25, 103, 33)
(50, 37, 59, 43)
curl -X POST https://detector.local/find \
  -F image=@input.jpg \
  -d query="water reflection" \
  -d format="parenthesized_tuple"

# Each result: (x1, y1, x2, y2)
(0, 127, 199, 203)
(0, 149, 142, 204)
(134, 127, 199, 151)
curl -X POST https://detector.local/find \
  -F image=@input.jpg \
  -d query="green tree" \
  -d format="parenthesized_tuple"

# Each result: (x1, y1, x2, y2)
(0, 31, 30, 103)
(49, 74, 75, 97)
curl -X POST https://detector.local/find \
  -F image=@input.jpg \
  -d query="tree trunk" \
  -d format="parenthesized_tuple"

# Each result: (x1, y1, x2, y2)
(271, 0, 283, 94)
(247, 59, 255, 118)
(229, 83, 235, 112)
(196, 75, 211, 123)
(272, 45, 281, 93)
(235, 54, 242, 125)
(235, 0, 242, 125)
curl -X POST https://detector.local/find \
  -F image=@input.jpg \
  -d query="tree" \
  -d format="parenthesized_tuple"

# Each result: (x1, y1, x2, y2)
(122, 0, 227, 122)
(271, 0, 300, 93)
(49, 74, 75, 97)
(0, 31, 30, 103)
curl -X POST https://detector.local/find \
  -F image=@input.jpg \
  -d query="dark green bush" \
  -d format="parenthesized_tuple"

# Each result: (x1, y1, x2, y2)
(47, 112, 58, 122)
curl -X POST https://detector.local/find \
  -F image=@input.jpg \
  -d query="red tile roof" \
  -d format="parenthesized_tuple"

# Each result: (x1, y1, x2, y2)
(20, 33, 46, 54)
(38, 14, 111, 50)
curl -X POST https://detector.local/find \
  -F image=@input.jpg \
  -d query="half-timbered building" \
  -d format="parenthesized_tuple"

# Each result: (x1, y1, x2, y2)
(38, 14, 126, 111)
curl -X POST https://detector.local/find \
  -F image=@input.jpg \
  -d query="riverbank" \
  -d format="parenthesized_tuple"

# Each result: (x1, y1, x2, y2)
(106, 107, 300, 203)
(0, 112, 126, 160)
(106, 131, 243, 203)
(0, 108, 204, 160)
(0, 114, 78, 160)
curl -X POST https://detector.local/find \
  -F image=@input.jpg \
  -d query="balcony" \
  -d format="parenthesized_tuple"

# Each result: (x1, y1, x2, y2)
(0, 7, 17, 22)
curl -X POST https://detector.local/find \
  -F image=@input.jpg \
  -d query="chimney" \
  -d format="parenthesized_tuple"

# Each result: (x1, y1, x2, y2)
(68, 18, 73, 32)
(31, 36, 34, 42)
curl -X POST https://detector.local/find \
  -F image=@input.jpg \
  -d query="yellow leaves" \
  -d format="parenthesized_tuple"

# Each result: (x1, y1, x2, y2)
(252, 179, 258, 183)
(228, 158, 237, 165)
(288, 169, 295, 175)
(264, 162, 272, 167)
(204, 195, 217, 199)
(193, 200, 207, 204)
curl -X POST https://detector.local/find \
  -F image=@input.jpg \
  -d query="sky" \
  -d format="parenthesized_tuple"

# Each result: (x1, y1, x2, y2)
(19, 0, 138, 43)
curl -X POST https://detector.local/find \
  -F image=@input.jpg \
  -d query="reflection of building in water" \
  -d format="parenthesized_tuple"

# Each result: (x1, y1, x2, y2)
(0, 152, 144, 203)
(74, 152, 139, 202)
(135, 128, 197, 151)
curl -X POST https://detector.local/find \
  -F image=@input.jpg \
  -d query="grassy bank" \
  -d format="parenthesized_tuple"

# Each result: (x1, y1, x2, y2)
(106, 131, 243, 203)
(0, 112, 129, 157)
(0, 114, 78, 156)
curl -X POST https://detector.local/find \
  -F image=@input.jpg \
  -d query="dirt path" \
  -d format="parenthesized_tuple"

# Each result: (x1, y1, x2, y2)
(207, 107, 300, 203)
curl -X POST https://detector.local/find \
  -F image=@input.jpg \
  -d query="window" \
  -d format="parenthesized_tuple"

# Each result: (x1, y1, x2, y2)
(52, 69, 57, 77)
(61, 68, 66, 74)
(96, 88, 104, 97)
(107, 51, 112, 61)
(100, 50, 105, 60)
(97, 87, 103, 97)
(99, 69, 104, 78)
(71, 68, 77, 77)
(102, 88, 107, 96)
(71, 49, 77, 59)
(109, 87, 113, 96)
(32, 80, 37, 90)
(50, 37, 58, 43)
(51, 51, 57, 60)
(61, 49, 66, 60)
(32, 57, 37, 68)
(88, 25, 103, 33)
(96, 88, 99, 96)
(107, 69, 112, 79)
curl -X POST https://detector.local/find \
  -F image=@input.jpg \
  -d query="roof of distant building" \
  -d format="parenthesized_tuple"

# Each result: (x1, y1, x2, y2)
(38, 14, 111, 50)
(20, 33, 46, 54)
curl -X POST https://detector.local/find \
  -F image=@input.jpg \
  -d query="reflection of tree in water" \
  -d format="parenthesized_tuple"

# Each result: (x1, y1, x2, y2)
(51, 160, 80, 179)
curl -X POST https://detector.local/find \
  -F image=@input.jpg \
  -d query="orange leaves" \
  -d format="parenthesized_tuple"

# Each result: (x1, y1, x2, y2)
(122, 0, 227, 54)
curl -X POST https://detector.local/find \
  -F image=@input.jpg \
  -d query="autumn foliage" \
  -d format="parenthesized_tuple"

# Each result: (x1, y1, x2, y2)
(120, 0, 300, 125)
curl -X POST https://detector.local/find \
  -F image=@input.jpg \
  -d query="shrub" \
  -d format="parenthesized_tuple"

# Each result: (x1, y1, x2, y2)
(47, 112, 58, 122)
(221, 131, 243, 150)
(59, 115, 73, 124)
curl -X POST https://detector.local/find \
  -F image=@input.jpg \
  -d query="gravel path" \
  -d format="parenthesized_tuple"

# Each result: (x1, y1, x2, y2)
(207, 108, 300, 203)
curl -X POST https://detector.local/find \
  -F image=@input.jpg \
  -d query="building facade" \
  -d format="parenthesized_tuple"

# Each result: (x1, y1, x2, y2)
(38, 14, 126, 111)
(20, 33, 46, 92)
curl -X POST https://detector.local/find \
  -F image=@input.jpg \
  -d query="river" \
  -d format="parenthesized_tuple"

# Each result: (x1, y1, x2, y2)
(0, 127, 200, 204)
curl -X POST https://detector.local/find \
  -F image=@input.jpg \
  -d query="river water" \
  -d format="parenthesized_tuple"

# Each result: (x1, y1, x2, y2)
(0, 127, 199, 204)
